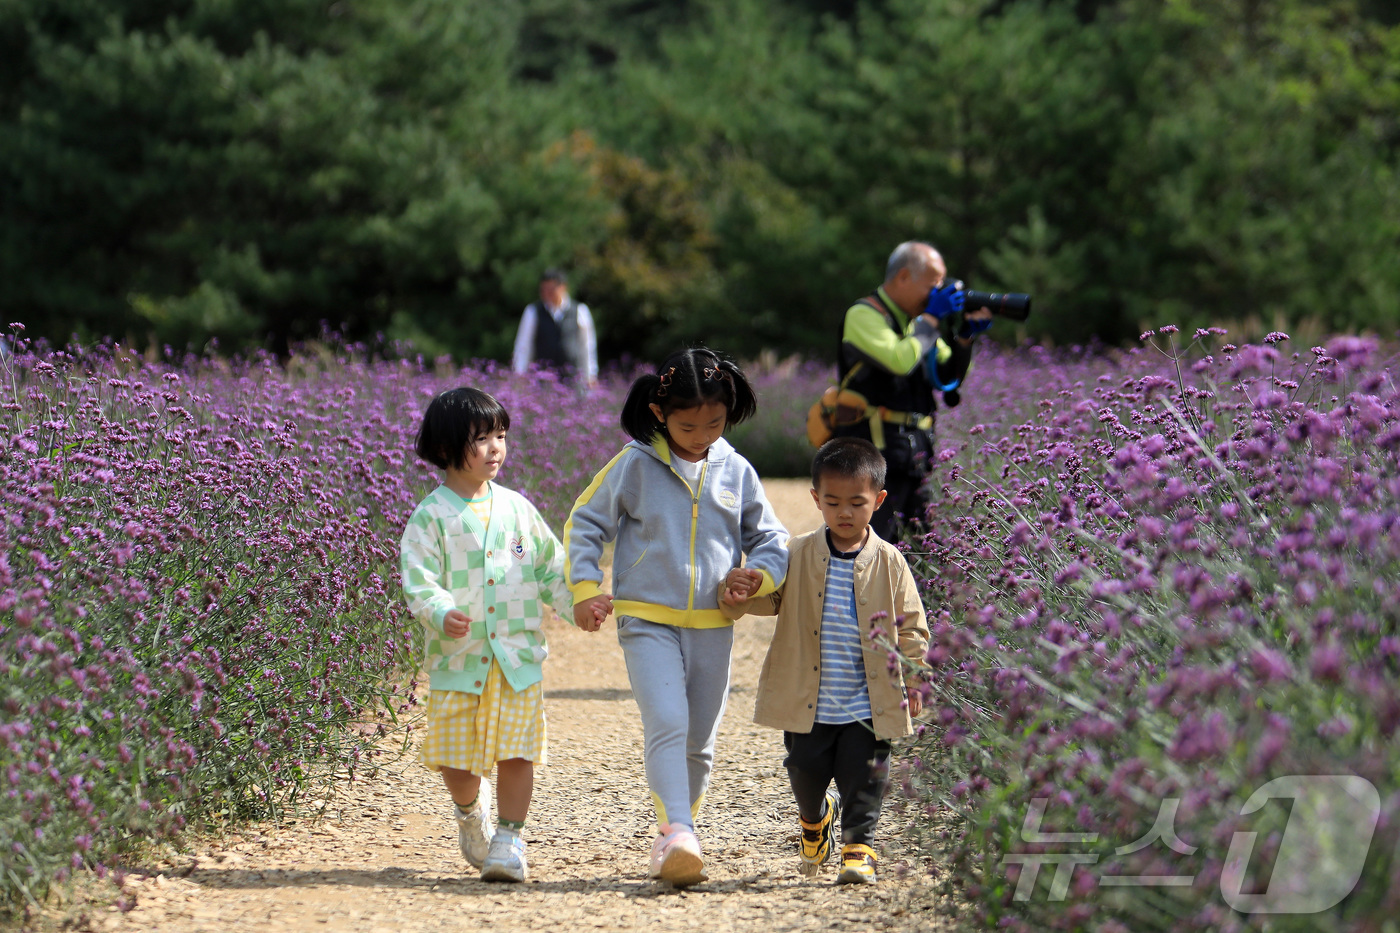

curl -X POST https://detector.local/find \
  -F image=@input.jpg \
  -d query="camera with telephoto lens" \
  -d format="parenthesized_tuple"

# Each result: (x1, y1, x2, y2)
(952, 280, 1032, 321)
(927, 281, 1033, 409)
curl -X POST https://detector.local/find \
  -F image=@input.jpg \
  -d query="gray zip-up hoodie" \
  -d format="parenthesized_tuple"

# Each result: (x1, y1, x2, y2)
(564, 435, 789, 628)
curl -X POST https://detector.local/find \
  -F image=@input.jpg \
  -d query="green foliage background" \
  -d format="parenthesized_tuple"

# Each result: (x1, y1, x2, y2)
(4, 0, 1398, 361)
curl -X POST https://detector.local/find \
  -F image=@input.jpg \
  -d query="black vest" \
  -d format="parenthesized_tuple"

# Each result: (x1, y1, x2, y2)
(836, 293, 937, 421)
(532, 300, 582, 372)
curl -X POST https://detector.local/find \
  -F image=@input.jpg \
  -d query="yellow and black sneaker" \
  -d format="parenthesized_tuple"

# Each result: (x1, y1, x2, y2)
(836, 843, 878, 884)
(798, 789, 841, 877)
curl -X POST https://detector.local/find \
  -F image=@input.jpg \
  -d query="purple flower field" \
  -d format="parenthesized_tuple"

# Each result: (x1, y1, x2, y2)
(5, 321, 1396, 930)
(905, 329, 1400, 930)
(0, 325, 626, 909)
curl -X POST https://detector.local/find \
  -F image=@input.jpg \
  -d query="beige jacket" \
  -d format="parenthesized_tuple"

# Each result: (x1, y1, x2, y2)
(725, 527, 930, 740)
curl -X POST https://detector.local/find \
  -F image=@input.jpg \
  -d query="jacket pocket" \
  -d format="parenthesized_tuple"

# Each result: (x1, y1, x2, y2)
(613, 546, 650, 585)
(438, 634, 486, 672)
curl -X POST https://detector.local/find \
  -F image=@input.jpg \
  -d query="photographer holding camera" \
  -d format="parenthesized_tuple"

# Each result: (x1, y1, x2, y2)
(831, 240, 1002, 540)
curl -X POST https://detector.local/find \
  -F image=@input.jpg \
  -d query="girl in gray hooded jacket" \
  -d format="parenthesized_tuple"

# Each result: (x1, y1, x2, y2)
(565, 347, 789, 885)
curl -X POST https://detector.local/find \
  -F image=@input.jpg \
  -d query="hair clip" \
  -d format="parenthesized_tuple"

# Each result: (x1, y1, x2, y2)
(657, 366, 676, 397)
(703, 366, 731, 385)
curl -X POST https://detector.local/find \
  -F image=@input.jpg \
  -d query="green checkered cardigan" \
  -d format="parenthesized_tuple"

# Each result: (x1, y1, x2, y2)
(400, 483, 573, 694)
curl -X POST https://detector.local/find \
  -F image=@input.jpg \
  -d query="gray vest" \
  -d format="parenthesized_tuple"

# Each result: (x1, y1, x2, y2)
(531, 300, 583, 374)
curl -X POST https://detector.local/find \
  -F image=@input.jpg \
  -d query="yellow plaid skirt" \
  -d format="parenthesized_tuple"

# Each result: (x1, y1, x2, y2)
(419, 661, 547, 774)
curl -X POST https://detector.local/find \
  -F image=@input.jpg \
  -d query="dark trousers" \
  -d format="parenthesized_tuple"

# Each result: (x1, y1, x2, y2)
(871, 462, 930, 541)
(784, 721, 892, 847)
(837, 423, 934, 541)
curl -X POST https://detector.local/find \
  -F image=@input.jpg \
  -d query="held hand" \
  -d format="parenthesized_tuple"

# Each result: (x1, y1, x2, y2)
(443, 609, 471, 639)
(923, 282, 966, 320)
(906, 685, 924, 718)
(720, 568, 763, 605)
(574, 594, 613, 632)
(589, 599, 611, 633)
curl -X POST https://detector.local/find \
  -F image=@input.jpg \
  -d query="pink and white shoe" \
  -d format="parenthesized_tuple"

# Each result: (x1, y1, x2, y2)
(649, 823, 707, 886)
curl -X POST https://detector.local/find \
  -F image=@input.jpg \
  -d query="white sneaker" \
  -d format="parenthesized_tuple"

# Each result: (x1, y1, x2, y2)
(649, 824, 707, 886)
(455, 792, 493, 869)
(481, 832, 528, 883)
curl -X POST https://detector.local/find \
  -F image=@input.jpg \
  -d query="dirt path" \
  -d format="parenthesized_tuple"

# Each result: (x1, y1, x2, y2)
(83, 480, 950, 933)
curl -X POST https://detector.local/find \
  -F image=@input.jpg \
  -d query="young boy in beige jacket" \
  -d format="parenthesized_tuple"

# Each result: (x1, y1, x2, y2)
(720, 438, 930, 884)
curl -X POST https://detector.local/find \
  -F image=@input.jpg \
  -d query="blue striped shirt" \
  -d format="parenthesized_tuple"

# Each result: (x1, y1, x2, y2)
(815, 534, 871, 724)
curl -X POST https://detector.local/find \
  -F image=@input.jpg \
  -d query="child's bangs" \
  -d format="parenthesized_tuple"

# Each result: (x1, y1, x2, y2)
(467, 399, 511, 438)
(476, 409, 511, 436)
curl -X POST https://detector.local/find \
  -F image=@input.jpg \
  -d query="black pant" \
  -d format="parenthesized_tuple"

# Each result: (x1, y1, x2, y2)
(784, 722, 892, 848)
(870, 426, 934, 541)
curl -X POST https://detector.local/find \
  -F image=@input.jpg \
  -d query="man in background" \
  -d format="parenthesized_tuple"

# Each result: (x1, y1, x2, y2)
(832, 241, 991, 539)
(511, 268, 598, 388)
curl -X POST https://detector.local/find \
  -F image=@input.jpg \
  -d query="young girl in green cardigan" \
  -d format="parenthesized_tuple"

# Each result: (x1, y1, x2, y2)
(400, 387, 594, 882)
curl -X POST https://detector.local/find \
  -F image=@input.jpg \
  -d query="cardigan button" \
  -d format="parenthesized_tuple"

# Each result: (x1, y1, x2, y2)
(807, 703, 813, 709)
(475, 681, 482, 688)
(488, 606, 495, 613)
(490, 633, 496, 639)
(481, 657, 489, 663)
(813, 666, 818, 672)
(488, 578, 495, 585)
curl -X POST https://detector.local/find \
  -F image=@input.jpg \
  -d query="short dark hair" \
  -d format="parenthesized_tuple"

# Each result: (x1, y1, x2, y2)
(414, 387, 510, 471)
(540, 267, 568, 284)
(619, 346, 758, 444)
(811, 437, 886, 491)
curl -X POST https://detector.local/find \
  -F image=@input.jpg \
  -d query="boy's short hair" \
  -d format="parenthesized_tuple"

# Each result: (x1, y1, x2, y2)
(811, 437, 886, 491)
(540, 267, 568, 284)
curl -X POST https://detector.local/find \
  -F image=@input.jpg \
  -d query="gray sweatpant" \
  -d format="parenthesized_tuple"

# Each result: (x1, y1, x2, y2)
(617, 616, 734, 831)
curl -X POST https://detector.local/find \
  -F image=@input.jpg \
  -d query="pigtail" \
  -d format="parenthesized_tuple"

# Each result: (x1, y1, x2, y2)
(714, 358, 757, 426)
(620, 373, 665, 443)
(626, 347, 755, 438)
